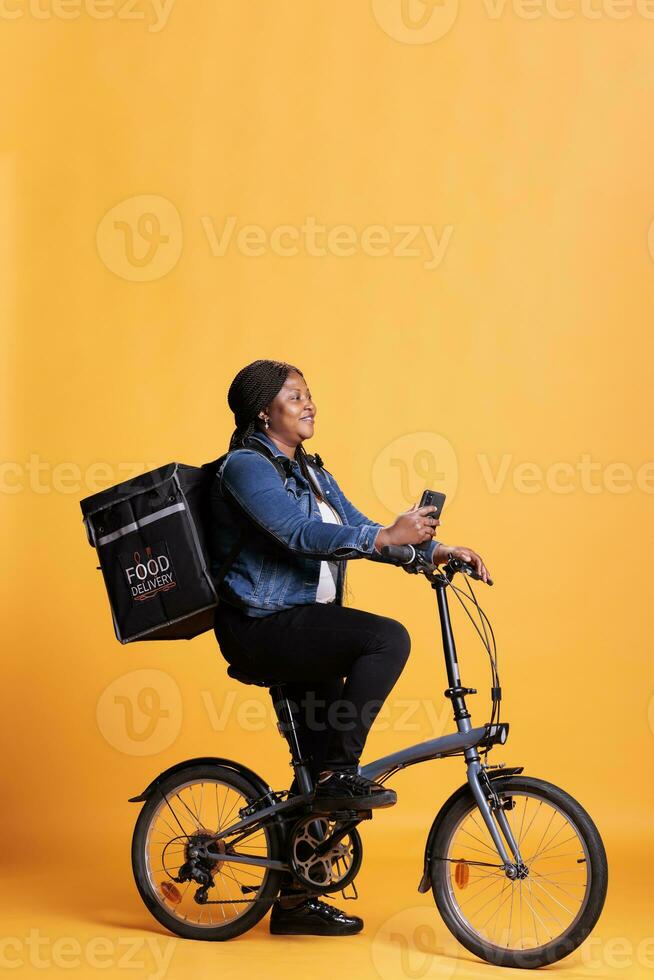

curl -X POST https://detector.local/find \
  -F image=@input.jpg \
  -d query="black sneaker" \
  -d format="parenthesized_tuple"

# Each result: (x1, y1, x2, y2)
(270, 896, 363, 936)
(312, 770, 397, 812)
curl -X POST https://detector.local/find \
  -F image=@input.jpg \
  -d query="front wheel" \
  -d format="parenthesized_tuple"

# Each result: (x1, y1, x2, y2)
(131, 764, 284, 941)
(429, 776, 608, 969)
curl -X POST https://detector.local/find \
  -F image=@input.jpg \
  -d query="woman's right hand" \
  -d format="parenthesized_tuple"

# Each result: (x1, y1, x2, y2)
(374, 503, 441, 552)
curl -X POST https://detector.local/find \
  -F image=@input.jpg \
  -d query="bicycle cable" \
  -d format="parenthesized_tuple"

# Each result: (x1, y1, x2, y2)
(446, 576, 501, 762)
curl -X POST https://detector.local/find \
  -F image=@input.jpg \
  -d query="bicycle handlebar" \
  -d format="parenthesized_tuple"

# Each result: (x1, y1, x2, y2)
(380, 544, 493, 586)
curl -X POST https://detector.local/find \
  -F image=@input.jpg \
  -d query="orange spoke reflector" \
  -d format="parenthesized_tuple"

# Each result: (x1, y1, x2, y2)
(454, 861, 470, 889)
(160, 881, 182, 904)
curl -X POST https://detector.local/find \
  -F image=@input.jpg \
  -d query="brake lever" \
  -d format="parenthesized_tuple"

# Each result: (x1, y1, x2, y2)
(445, 557, 494, 586)
(461, 563, 494, 587)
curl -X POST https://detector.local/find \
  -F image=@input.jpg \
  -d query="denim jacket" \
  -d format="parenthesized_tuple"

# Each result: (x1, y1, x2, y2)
(208, 430, 440, 617)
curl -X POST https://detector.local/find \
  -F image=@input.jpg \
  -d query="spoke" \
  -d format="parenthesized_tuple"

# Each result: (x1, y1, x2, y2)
(527, 879, 566, 931)
(162, 794, 193, 838)
(153, 813, 183, 839)
(220, 790, 244, 831)
(530, 806, 557, 863)
(226, 863, 265, 879)
(529, 873, 577, 917)
(525, 878, 553, 942)
(529, 850, 585, 861)
(150, 863, 183, 874)
(532, 869, 586, 895)
(517, 796, 528, 847)
(507, 874, 515, 947)
(530, 813, 569, 863)
(519, 799, 543, 848)
(465, 870, 506, 881)
(207, 874, 228, 922)
(457, 875, 506, 908)
(458, 876, 505, 914)
(454, 841, 503, 860)
(527, 832, 579, 864)
(188, 783, 203, 823)
(217, 785, 230, 829)
(459, 824, 499, 854)
(467, 813, 499, 853)
(175, 792, 203, 830)
(219, 862, 252, 901)
(486, 881, 512, 941)
(478, 880, 513, 933)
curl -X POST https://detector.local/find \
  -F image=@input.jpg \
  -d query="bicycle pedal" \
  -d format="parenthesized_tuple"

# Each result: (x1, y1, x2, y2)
(310, 808, 372, 821)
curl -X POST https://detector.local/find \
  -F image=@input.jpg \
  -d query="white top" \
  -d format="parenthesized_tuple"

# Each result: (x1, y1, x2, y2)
(307, 464, 342, 603)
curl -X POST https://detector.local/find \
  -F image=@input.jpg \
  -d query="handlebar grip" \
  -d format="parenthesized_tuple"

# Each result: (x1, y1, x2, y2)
(380, 544, 416, 565)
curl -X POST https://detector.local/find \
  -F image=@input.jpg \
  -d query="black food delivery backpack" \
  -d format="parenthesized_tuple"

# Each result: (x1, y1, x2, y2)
(79, 438, 299, 644)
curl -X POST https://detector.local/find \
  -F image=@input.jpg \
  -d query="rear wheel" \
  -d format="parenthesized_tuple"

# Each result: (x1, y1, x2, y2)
(429, 776, 608, 968)
(131, 764, 284, 940)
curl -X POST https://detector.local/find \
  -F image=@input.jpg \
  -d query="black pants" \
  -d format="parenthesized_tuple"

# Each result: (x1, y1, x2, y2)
(213, 599, 411, 903)
(213, 599, 412, 776)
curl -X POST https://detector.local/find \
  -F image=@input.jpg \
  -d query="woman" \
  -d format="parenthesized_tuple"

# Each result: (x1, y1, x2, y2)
(210, 358, 490, 937)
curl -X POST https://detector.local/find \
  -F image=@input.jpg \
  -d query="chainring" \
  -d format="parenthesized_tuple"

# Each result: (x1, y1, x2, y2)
(287, 815, 363, 893)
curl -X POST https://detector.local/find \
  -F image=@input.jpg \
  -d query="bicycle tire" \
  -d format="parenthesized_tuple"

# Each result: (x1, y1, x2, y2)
(429, 775, 608, 969)
(131, 764, 284, 941)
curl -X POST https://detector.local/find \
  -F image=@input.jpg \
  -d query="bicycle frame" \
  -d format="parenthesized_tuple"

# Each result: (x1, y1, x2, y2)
(132, 564, 527, 878)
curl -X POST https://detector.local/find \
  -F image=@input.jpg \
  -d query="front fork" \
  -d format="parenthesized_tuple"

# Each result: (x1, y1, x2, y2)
(466, 755, 526, 878)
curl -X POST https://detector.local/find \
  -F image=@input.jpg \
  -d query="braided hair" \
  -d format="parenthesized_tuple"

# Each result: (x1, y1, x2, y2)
(227, 358, 316, 486)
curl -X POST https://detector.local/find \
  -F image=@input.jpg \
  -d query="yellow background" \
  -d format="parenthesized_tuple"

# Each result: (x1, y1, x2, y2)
(2, 1, 653, 977)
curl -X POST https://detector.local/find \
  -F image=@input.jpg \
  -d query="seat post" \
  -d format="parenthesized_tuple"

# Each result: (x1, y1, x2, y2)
(269, 684, 314, 799)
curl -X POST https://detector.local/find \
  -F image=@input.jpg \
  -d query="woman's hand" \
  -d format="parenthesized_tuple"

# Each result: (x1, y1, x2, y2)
(434, 543, 491, 584)
(374, 502, 440, 552)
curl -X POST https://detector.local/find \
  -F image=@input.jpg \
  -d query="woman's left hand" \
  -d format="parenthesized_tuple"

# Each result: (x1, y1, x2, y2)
(434, 544, 491, 584)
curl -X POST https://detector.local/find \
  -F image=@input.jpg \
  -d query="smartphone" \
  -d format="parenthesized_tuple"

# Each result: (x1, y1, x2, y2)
(418, 488, 446, 520)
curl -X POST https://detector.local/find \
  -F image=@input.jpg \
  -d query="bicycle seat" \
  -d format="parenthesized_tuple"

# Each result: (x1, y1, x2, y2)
(226, 664, 286, 688)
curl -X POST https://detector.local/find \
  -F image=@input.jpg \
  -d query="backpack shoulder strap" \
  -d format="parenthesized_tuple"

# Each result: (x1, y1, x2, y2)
(201, 438, 290, 587)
